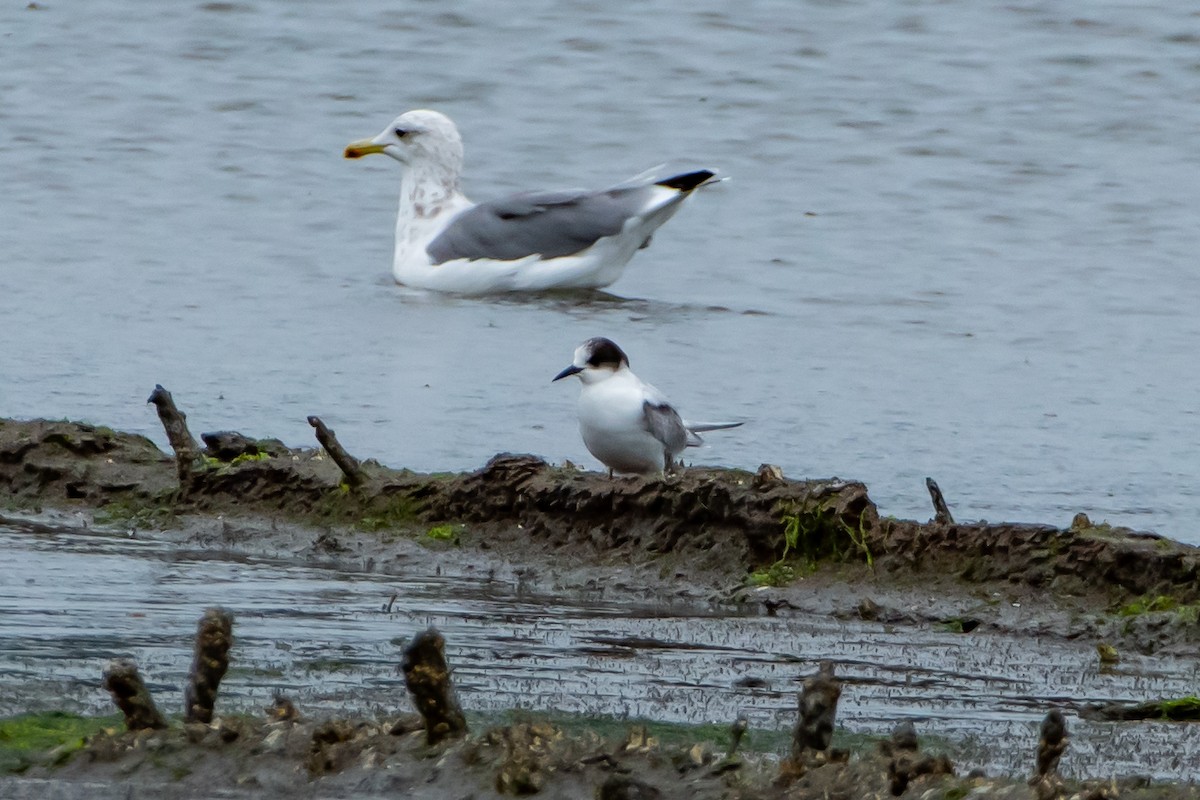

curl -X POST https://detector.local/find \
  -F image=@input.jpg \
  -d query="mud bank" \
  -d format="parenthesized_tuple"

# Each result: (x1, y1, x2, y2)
(3, 415, 1199, 620)
(5, 412, 1200, 795)
(8, 710, 1193, 800)
(3, 612, 1193, 800)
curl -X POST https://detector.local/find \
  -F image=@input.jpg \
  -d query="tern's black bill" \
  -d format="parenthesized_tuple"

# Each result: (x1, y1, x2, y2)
(552, 364, 583, 382)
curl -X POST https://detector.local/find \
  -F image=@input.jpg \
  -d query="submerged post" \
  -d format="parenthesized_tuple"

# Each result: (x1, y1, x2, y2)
(307, 415, 367, 488)
(777, 660, 844, 785)
(184, 607, 234, 724)
(791, 660, 842, 759)
(726, 714, 749, 760)
(103, 658, 168, 731)
(147, 384, 204, 490)
(401, 628, 467, 745)
(1030, 708, 1068, 796)
(886, 721, 920, 795)
(883, 720, 955, 795)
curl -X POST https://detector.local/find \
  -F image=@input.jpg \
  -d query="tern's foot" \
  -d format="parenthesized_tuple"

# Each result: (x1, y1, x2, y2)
(660, 463, 685, 482)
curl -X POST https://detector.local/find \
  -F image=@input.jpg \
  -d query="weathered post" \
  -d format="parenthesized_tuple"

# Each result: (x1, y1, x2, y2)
(184, 607, 234, 723)
(147, 384, 204, 491)
(307, 415, 367, 488)
(791, 660, 841, 758)
(401, 628, 468, 745)
(1030, 708, 1068, 798)
(103, 658, 168, 731)
(925, 477, 955, 524)
(882, 720, 954, 795)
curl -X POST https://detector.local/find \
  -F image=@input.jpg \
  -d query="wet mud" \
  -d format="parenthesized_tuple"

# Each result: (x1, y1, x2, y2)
(5, 613, 1195, 800)
(3, 413, 1200, 796)
(11, 707, 1193, 800)
(3, 416, 1198, 627)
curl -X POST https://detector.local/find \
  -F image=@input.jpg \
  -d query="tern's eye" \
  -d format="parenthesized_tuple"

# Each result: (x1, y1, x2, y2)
(394, 127, 410, 139)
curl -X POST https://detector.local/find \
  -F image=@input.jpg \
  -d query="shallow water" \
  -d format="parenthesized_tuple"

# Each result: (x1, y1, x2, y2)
(4, 522, 1199, 780)
(1, 2, 1199, 540)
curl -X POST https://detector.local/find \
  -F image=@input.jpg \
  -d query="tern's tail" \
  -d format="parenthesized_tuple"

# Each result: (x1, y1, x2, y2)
(683, 420, 744, 448)
(686, 421, 744, 433)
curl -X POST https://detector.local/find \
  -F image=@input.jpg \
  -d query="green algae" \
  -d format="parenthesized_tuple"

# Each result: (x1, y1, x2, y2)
(748, 561, 797, 587)
(0, 712, 121, 775)
(426, 523, 461, 543)
(229, 451, 271, 466)
(203, 451, 273, 470)
(93, 496, 177, 530)
(1119, 595, 1179, 616)
(749, 501, 874, 586)
(357, 496, 422, 532)
(1157, 696, 1200, 720)
(308, 487, 423, 532)
(1117, 594, 1200, 623)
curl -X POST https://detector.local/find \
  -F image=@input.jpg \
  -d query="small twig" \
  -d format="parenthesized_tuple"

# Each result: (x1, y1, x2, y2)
(925, 477, 955, 524)
(184, 607, 234, 724)
(307, 415, 366, 487)
(147, 384, 204, 490)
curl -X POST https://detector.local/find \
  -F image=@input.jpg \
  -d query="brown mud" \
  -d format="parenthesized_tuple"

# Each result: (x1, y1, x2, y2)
(3, 415, 1198, 652)
(11, 710, 1194, 800)
(3, 415, 1200, 798)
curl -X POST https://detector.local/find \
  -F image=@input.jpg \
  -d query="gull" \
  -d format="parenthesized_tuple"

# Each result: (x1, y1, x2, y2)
(345, 109, 721, 294)
(552, 337, 742, 475)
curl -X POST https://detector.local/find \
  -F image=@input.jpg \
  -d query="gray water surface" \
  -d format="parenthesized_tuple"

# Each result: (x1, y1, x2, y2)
(2, 2, 1199, 539)
(4, 522, 1200, 781)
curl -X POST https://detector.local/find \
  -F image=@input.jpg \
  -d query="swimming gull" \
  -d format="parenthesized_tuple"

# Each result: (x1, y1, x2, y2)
(344, 109, 721, 294)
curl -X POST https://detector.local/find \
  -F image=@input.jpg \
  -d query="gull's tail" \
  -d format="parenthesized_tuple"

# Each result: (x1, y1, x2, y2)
(613, 164, 727, 192)
(654, 169, 721, 192)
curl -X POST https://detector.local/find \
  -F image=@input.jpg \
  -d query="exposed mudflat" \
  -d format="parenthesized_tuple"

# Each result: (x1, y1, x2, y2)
(3, 416, 1200, 796)
(7, 712, 1199, 800)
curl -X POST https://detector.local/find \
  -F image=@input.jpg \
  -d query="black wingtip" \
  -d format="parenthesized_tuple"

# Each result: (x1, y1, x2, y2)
(655, 169, 717, 193)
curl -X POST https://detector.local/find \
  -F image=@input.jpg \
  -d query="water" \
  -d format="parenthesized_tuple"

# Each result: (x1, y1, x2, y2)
(2, 2, 1199, 539)
(4, 522, 1199, 780)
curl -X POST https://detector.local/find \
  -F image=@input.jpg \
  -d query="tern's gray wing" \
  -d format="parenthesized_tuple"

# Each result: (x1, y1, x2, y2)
(426, 188, 649, 264)
(642, 399, 692, 468)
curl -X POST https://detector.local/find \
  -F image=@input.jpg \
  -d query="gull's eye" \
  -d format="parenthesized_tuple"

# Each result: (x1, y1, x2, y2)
(394, 127, 410, 139)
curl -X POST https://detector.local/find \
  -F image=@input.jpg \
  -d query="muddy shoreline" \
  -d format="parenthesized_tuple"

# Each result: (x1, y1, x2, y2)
(3, 413, 1200, 797)
(3, 415, 1199, 650)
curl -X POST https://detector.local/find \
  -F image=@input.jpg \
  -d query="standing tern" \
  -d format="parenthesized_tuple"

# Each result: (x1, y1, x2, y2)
(553, 337, 742, 475)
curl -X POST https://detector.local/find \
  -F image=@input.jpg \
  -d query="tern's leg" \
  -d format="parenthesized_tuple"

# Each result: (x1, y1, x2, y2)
(663, 457, 684, 479)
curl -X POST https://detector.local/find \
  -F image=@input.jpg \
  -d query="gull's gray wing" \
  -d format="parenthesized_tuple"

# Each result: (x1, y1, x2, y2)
(426, 170, 715, 264)
(427, 189, 644, 263)
(642, 399, 692, 469)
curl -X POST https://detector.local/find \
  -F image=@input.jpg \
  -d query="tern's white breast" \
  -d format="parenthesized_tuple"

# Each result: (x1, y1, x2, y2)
(576, 371, 666, 474)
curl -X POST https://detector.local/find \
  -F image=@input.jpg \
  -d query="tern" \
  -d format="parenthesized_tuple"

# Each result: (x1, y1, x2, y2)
(553, 337, 742, 475)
